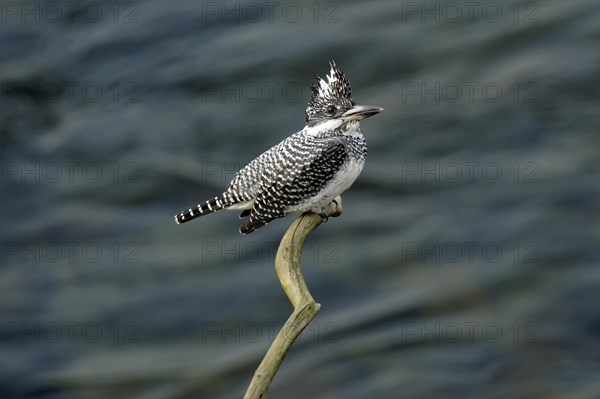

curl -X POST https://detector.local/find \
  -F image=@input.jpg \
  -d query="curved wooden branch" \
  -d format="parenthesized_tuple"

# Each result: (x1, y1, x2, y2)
(244, 197, 343, 399)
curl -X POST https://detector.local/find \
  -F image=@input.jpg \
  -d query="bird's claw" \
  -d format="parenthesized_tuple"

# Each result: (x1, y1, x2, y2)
(318, 210, 329, 223)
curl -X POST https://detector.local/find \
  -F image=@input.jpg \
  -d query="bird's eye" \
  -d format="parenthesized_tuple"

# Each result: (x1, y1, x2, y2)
(326, 105, 336, 115)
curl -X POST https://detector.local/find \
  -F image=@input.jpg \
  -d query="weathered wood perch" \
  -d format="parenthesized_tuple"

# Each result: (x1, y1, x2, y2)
(244, 196, 343, 399)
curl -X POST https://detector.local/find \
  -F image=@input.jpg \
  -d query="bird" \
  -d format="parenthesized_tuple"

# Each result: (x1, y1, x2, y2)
(174, 61, 383, 234)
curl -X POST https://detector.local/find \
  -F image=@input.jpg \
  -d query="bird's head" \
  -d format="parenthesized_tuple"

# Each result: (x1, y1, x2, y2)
(305, 61, 383, 127)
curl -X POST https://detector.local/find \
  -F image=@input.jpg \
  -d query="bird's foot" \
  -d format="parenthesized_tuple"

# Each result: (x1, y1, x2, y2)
(318, 210, 329, 223)
(329, 197, 343, 217)
(318, 196, 343, 221)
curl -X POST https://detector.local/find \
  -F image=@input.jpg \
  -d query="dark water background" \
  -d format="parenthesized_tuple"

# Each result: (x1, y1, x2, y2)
(1, 1, 599, 398)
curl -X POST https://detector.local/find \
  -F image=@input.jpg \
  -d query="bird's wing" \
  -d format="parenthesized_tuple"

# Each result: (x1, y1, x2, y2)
(225, 131, 302, 205)
(239, 137, 347, 234)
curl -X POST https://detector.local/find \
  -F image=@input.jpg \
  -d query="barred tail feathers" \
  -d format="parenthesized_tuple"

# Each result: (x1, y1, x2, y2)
(175, 195, 229, 224)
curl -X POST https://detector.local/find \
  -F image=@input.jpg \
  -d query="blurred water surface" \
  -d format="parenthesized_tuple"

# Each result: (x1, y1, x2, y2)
(0, 1, 598, 398)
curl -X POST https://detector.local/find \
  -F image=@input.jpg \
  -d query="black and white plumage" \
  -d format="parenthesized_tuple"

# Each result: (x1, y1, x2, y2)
(175, 61, 383, 234)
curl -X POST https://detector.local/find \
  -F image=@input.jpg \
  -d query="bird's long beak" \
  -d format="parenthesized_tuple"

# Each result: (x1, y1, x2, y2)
(341, 105, 384, 122)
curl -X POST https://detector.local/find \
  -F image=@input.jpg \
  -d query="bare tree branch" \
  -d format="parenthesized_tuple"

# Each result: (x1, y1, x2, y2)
(244, 197, 343, 399)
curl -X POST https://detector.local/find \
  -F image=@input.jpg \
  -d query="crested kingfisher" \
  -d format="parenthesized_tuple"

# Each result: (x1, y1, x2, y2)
(175, 61, 383, 234)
